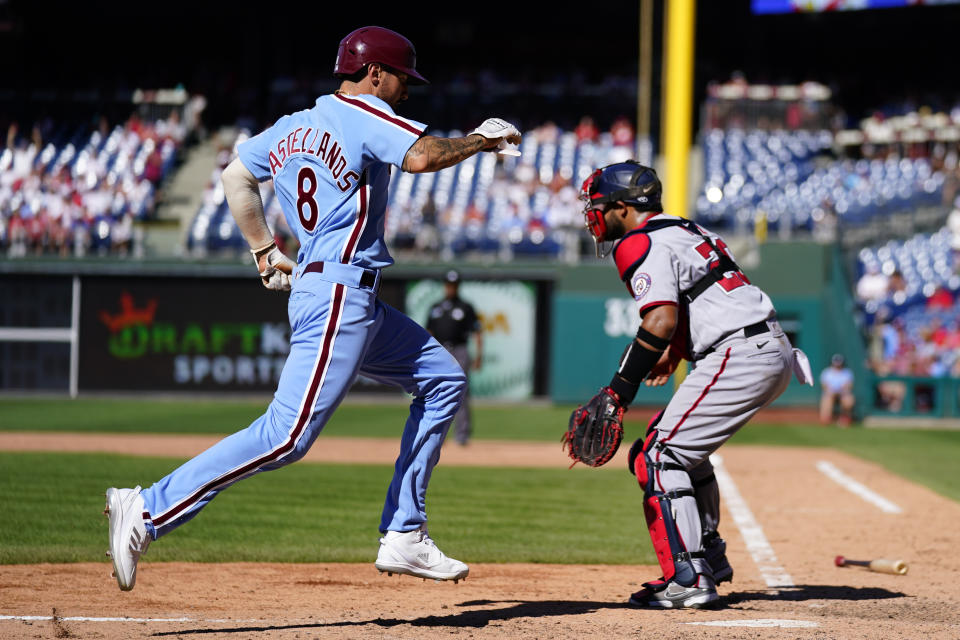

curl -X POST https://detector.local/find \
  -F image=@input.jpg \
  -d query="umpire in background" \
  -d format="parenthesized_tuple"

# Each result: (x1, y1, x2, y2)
(427, 270, 483, 445)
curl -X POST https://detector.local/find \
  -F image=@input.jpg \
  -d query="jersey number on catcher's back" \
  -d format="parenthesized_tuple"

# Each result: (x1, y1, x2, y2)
(693, 239, 748, 293)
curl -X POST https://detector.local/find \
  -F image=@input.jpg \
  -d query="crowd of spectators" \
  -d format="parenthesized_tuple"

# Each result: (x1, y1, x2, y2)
(702, 74, 838, 131)
(185, 116, 644, 262)
(698, 122, 958, 239)
(866, 299, 960, 379)
(9, 71, 960, 266)
(386, 116, 640, 261)
(858, 202, 960, 381)
(187, 92, 960, 268)
(0, 112, 186, 258)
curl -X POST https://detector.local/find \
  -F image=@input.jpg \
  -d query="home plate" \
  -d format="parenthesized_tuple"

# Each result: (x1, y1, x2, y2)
(685, 619, 819, 628)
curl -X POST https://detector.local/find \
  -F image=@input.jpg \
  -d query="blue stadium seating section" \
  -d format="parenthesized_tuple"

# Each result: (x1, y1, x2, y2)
(6, 126, 176, 218)
(857, 226, 959, 321)
(1, 122, 180, 254)
(187, 128, 635, 258)
(696, 128, 944, 231)
(188, 125, 951, 260)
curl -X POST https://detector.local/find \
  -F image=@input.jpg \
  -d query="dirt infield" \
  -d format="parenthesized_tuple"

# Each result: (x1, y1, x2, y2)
(2, 436, 959, 639)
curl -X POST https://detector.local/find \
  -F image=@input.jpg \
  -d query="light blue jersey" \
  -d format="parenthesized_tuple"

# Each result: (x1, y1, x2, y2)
(237, 92, 426, 270)
(140, 91, 467, 543)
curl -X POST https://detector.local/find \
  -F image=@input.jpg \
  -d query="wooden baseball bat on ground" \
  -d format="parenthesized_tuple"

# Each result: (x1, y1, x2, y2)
(835, 555, 908, 575)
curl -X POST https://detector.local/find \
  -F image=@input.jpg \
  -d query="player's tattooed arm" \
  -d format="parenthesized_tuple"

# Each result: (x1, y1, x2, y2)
(402, 135, 489, 173)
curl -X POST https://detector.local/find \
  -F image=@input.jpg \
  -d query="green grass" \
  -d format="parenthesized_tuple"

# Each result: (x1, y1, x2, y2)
(728, 424, 960, 502)
(0, 397, 272, 435)
(0, 397, 576, 440)
(0, 452, 649, 565)
(2, 397, 960, 565)
(3, 398, 960, 502)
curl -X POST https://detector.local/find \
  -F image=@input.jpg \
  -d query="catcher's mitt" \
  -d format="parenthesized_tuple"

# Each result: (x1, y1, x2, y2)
(562, 387, 625, 467)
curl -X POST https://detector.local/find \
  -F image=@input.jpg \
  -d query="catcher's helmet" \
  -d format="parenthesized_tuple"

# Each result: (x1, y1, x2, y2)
(580, 161, 662, 256)
(334, 26, 428, 85)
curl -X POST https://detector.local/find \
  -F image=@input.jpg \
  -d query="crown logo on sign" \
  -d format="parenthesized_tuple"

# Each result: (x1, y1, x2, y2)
(99, 291, 158, 332)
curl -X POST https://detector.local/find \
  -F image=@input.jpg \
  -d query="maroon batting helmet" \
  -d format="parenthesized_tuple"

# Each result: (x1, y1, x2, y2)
(334, 26, 428, 85)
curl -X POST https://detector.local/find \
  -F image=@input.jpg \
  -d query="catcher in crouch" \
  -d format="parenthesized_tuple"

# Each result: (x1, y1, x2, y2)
(563, 161, 812, 609)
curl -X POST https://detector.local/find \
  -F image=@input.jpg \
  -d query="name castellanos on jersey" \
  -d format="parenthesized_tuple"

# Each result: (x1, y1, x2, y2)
(266, 127, 360, 192)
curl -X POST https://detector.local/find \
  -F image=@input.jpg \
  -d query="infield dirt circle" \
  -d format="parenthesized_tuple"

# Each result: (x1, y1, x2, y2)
(2, 431, 959, 639)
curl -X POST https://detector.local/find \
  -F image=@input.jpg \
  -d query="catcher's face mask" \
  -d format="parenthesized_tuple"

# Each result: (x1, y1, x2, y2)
(583, 205, 615, 258)
(581, 169, 615, 258)
(580, 161, 663, 258)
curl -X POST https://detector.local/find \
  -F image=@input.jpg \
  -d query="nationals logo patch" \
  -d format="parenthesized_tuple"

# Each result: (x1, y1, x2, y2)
(631, 272, 652, 300)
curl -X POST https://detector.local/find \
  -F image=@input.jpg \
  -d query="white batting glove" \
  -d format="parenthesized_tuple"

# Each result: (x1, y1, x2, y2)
(470, 118, 522, 155)
(250, 241, 296, 291)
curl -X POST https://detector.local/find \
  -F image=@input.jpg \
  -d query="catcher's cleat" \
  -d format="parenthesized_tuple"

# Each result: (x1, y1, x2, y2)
(374, 525, 469, 582)
(703, 531, 734, 585)
(709, 556, 733, 585)
(105, 486, 151, 591)
(629, 574, 719, 609)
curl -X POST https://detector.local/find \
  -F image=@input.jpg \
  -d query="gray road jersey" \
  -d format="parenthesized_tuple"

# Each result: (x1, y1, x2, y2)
(622, 214, 776, 358)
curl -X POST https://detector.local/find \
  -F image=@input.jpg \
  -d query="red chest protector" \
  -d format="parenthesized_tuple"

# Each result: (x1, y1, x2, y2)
(613, 231, 651, 287)
(612, 223, 693, 360)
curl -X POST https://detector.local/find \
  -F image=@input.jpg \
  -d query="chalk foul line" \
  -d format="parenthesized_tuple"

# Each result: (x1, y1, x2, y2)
(0, 615, 240, 623)
(710, 453, 794, 588)
(685, 618, 819, 628)
(815, 460, 903, 514)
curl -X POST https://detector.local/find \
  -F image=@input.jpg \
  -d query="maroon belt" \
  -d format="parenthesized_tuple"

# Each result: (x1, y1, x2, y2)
(302, 262, 378, 290)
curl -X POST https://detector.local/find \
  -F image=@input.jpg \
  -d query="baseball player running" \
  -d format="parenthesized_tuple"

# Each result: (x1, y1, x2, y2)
(104, 25, 521, 591)
(575, 161, 811, 608)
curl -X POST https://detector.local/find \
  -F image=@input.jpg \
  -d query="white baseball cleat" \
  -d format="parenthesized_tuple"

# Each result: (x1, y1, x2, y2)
(104, 486, 151, 591)
(375, 524, 469, 582)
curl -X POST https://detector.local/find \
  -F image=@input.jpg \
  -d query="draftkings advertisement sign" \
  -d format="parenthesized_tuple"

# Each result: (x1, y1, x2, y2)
(79, 277, 290, 392)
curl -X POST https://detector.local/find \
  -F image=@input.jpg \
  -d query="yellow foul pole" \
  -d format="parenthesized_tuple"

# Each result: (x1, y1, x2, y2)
(662, 0, 695, 220)
(661, 0, 695, 387)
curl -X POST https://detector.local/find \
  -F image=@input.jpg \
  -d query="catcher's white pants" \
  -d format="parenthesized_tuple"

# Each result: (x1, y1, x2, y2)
(649, 320, 793, 577)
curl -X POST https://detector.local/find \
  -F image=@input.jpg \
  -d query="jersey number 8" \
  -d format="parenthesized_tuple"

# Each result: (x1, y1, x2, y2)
(297, 166, 319, 232)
